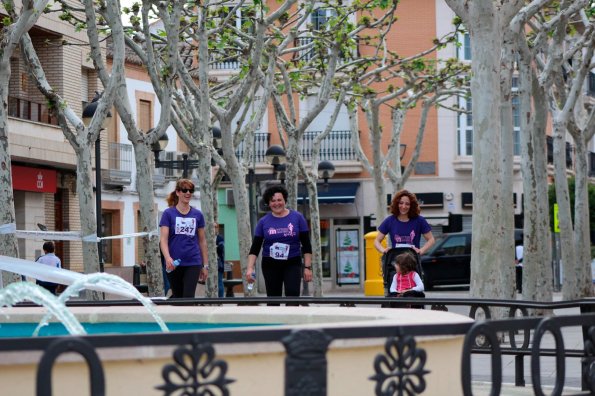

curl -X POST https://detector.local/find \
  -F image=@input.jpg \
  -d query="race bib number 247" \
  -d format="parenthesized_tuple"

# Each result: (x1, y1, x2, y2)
(175, 217, 196, 236)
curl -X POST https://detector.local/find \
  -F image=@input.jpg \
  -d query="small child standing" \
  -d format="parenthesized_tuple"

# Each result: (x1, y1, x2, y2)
(389, 252, 425, 298)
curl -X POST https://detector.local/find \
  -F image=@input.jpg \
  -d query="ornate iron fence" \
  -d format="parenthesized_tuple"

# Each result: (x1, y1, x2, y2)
(2, 297, 595, 396)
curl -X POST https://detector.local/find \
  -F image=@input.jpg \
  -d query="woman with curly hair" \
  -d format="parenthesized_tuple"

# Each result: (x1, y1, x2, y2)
(374, 189, 435, 255)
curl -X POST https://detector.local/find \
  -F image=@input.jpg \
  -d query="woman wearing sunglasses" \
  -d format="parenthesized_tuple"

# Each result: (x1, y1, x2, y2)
(159, 179, 208, 298)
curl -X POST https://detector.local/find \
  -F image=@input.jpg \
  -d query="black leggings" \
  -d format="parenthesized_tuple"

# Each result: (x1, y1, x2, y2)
(261, 256, 302, 298)
(167, 265, 201, 298)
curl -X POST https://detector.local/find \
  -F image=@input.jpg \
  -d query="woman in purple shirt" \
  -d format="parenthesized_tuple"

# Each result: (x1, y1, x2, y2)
(246, 185, 312, 297)
(374, 189, 435, 255)
(159, 179, 208, 298)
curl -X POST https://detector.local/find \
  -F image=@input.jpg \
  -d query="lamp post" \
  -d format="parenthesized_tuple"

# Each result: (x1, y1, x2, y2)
(152, 127, 221, 178)
(82, 92, 112, 273)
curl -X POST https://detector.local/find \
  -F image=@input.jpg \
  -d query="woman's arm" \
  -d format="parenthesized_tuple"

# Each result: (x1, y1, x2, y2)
(374, 231, 388, 254)
(247, 236, 264, 282)
(418, 231, 435, 255)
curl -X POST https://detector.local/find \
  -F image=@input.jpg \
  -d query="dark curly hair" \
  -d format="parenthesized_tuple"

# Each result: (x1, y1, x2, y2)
(262, 184, 288, 206)
(389, 189, 421, 218)
(394, 252, 417, 274)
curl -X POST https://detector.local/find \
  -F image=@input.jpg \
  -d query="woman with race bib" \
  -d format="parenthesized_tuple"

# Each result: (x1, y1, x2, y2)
(374, 189, 435, 255)
(246, 185, 312, 298)
(160, 179, 208, 298)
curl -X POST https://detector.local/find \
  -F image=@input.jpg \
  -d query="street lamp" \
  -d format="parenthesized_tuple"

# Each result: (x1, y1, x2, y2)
(152, 126, 221, 178)
(82, 92, 112, 273)
(264, 144, 287, 166)
(317, 160, 335, 186)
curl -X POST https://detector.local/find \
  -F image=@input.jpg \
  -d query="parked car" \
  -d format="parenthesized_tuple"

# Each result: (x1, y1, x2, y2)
(421, 229, 523, 290)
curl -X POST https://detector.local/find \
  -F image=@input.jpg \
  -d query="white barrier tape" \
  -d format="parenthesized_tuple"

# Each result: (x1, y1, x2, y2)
(12, 229, 160, 242)
(0, 223, 17, 234)
(82, 234, 99, 242)
(15, 230, 84, 241)
(98, 230, 159, 241)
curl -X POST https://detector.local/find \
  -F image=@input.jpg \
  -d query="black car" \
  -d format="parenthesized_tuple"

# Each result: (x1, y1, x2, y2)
(421, 229, 523, 290)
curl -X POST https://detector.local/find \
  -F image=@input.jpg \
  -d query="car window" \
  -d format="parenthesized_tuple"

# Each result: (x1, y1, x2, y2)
(441, 235, 467, 255)
(425, 237, 444, 255)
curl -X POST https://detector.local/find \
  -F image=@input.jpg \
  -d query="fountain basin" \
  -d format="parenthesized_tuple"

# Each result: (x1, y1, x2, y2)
(0, 305, 473, 395)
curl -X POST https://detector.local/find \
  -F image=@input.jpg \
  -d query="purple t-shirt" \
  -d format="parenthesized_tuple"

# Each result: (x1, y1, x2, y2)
(159, 206, 205, 266)
(255, 210, 309, 260)
(377, 215, 431, 248)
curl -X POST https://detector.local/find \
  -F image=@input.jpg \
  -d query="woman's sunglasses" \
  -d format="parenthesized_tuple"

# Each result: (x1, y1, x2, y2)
(178, 188, 195, 194)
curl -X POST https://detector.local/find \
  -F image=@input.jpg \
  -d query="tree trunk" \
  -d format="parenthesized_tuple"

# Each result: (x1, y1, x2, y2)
(369, 105, 387, 224)
(133, 144, 163, 297)
(76, 144, 102, 300)
(0, 78, 20, 285)
(194, 144, 218, 298)
(285, 136, 300, 210)
(467, 8, 506, 301)
(518, 50, 552, 302)
(0, 0, 51, 285)
(571, 138, 593, 297)
(218, 122, 253, 295)
(499, 33, 517, 301)
(552, 121, 577, 300)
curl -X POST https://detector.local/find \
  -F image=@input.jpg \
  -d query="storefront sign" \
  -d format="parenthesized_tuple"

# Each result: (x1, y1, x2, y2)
(12, 165, 57, 193)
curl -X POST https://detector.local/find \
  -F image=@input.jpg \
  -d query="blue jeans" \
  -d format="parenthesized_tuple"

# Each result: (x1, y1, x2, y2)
(161, 262, 170, 296)
(218, 270, 225, 298)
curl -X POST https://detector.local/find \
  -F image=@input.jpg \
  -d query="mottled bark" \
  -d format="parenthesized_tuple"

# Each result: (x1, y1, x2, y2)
(516, 34, 552, 303)
(499, 32, 517, 301)
(0, 0, 51, 285)
(444, 0, 524, 303)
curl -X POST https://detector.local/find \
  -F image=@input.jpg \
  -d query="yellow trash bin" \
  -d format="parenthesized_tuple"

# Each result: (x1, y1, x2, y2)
(364, 231, 386, 296)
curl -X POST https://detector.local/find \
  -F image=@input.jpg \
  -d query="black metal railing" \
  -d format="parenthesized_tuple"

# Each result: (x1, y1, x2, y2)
(235, 132, 270, 164)
(292, 37, 357, 64)
(7, 96, 58, 125)
(302, 130, 356, 161)
(3, 297, 595, 395)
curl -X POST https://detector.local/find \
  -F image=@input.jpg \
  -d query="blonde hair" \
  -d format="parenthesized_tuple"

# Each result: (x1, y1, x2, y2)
(166, 178, 195, 207)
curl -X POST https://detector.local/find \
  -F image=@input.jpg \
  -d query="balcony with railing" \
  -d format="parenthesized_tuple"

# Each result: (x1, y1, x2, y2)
(234, 130, 355, 164)
(104, 143, 133, 188)
(292, 37, 358, 64)
(235, 132, 271, 164)
(8, 96, 58, 126)
(302, 130, 355, 162)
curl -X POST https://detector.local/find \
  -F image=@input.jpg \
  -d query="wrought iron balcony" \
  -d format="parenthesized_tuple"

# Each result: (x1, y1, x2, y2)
(7, 96, 57, 126)
(234, 131, 356, 164)
(104, 142, 132, 188)
(302, 130, 356, 161)
(292, 37, 358, 64)
(235, 132, 270, 164)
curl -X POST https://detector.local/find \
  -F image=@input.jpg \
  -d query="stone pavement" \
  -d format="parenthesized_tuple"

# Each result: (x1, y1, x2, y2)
(324, 287, 586, 395)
